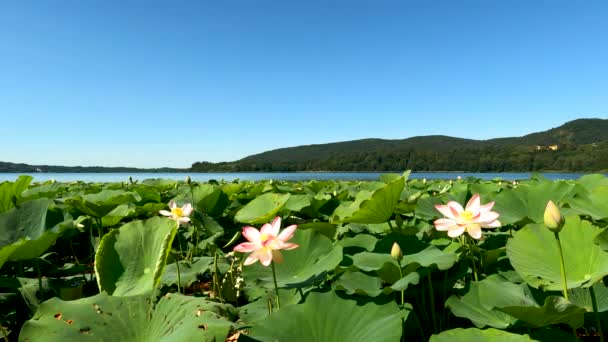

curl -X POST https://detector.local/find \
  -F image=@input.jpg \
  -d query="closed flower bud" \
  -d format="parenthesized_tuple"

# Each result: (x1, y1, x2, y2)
(186, 175, 192, 185)
(391, 242, 402, 261)
(544, 200, 564, 232)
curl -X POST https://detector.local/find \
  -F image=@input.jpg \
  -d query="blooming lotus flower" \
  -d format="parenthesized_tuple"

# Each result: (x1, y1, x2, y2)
(233, 217, 299, 266)
(159, 200, 193, 225)
(433, 194, 501, 239)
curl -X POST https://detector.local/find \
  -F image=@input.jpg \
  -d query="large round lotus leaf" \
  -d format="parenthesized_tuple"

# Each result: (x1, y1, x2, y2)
(507, 216, 608, 291)
(234, 193, 290, 224)
(95, 216, 177, 296)
(430, 328, 536, 342)
(0, 198, 74, 268)
(242, 230, 342, 289)
(247, 291, 402, 342)
(19, 292, 234, 341)
(65, 190, 142, 217)
(332, 177, 404, 224)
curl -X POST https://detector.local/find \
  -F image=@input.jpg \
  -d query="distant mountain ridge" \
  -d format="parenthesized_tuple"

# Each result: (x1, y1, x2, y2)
(192, 118, 608, 172)
(3, 118, 608, 174)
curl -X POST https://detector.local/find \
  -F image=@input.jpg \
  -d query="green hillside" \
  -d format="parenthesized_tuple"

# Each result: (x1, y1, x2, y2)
(192, 118, 608, 172)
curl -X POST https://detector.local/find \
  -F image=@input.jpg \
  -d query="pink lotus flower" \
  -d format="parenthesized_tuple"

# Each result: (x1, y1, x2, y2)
(233, 217, 299, 266)
(433, 194, 501, 239)
(159, 200, 193, 225)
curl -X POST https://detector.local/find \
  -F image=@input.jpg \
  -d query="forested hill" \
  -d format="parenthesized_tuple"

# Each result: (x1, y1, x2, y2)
(192, 118, 608, 172)
(0, 162, 184, 173)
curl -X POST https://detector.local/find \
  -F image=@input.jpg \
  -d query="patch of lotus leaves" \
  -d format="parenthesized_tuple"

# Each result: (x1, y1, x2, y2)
(246, 291, 402, 342)
(507, 215, 608, 291)
(430, 328, 537, 342)
(446, 275, 586, 329)
(242, 230, 342, 289)
(65, 190, 142, 218)
(0, 198, 75, 269)
(20, 292, 235, 341)
(331, 176, 404, 224)
(161, 257, 214, 288)
(493, 180, 577, 225)
(95, 216, 177, 296)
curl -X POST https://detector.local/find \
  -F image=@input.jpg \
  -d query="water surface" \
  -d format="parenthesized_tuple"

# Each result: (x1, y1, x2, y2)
(0, 172, 600, 183)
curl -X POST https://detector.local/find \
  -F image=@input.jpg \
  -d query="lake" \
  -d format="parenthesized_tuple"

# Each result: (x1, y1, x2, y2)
(0, 172, 602, 183)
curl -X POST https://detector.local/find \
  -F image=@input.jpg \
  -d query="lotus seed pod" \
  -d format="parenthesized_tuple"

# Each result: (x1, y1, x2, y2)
(391, 242, 403, 261)
(544, 200, 564, 232)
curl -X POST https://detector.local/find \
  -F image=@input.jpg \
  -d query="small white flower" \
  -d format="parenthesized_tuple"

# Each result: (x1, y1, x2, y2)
(159, 200, 193, 225)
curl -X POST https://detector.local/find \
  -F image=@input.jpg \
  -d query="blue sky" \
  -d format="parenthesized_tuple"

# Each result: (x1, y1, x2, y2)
(1, 0, 607, 168)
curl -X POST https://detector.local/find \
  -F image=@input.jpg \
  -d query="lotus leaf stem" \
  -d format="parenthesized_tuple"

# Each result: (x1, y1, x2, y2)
(554, 232, 569, 300)
(590, 286, 604, 342)
(271, 261, 281, 309)
(427, 273, 438, 334)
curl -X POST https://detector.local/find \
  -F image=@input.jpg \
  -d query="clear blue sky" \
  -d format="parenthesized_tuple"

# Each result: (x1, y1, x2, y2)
(1, 0, 606, 168)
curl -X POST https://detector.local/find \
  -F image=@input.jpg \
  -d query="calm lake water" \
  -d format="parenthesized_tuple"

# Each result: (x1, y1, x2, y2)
(0, 172, 603, 183)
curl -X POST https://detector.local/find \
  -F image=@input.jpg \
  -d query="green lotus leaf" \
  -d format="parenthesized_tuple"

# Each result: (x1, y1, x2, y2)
(333, 177, 404, 224)
(100, 203, 136, 227)
(402, 245, 458, 271)
(297, 222, 337, 239)
(95, 216, 177, 296)
(569, 281, 608, 312)
(238, 288, 302, 325)
(390, 272, 420, 291)
(65, 190, 142, 218)
(499, 296, 586, 328)
(494, 180, 576, 225)
(334, 271, 384, 297)
(242, 230, 342, 288)
(22, 182, 64, 200)
(235, 193, 290, 224)
(337, 234, 378, 252)
(565, 185, 608, 220)
(0, 175, 32, 213)
(430, 328, 536, 342)
(19, 292, 234, 341)
(507, 216, 608, 291)
(446, 281, 517, 329)
(247, 291, 402, 342)
(161, 257, 214, 288)
(283, 194, 313, 212)
(0, 199, 73, 268)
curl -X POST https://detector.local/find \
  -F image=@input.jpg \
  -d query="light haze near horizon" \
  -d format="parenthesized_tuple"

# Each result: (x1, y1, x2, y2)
(1, 1, 607, 168)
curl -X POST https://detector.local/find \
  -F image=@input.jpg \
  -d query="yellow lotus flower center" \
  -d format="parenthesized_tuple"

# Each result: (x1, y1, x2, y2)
(260, 233, 270, 243)
(171, 208, 184, 217)
(460, 210, 474, 221)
